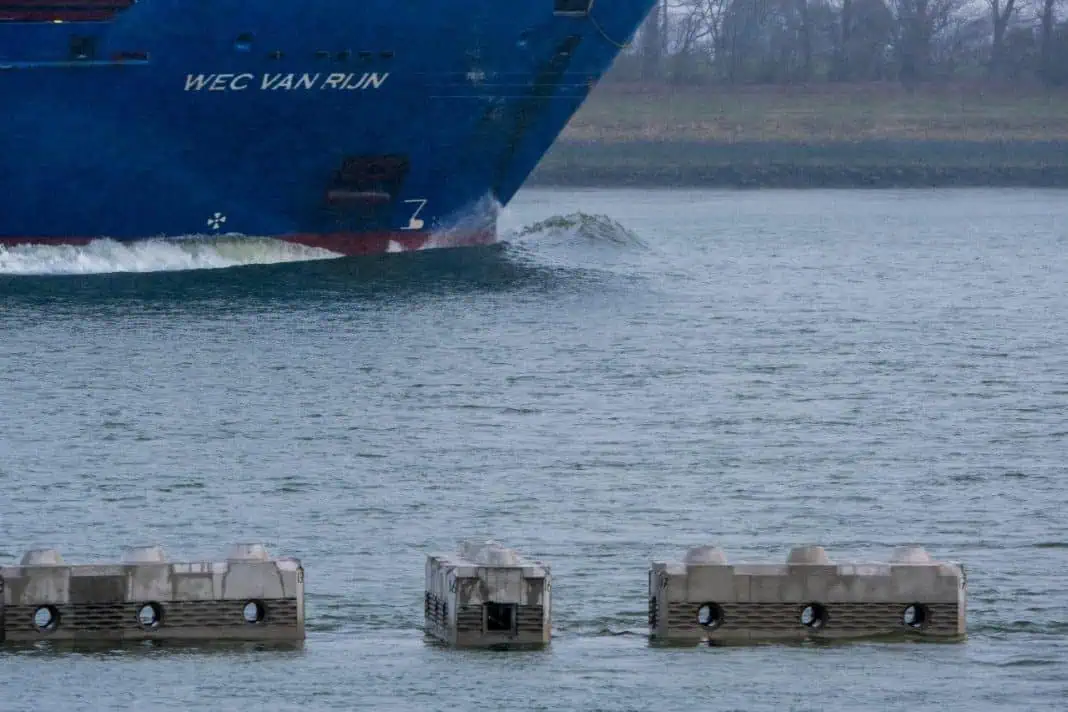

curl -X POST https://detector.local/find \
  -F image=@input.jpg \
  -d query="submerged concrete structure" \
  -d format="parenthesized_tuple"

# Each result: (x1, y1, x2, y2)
(0, 543, 304, 643)
(425, 540, 551, 648)
(648, 544, 966, 644)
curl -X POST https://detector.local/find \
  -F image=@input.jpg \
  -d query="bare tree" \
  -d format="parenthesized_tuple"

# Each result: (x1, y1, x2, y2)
(640, 0, 668, 80)
(834, 0, 856, 79)
(830, 0, 897, 80)
(988, 0, 1018, 76)
(609, 0, 1051, 85)
(1038, 0, 1061, 84)
(894, 0, 967, 84)
(796, 0, 816, 79)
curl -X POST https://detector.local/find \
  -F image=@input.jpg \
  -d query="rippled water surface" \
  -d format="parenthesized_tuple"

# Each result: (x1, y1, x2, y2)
(2, 188, 1067, 711)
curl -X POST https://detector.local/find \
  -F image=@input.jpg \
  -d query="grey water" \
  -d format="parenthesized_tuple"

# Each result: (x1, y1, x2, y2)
(1, 187, 1066, 711)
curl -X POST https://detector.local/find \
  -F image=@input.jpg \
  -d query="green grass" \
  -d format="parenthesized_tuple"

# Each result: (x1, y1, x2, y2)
(527, 82, 1068, 187)
(563, 82, 1068, 142)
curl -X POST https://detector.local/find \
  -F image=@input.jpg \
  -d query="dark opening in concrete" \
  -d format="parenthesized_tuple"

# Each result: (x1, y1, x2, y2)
(484, 602, 516, 633)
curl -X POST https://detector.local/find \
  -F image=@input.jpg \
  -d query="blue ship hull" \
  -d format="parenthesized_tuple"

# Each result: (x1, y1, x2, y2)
(0, 0, 654, 255)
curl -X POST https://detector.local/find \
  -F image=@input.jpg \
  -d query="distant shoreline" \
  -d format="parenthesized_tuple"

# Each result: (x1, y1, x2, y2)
(529, 139, 1068, 189)
(531, 82, 1068, 188)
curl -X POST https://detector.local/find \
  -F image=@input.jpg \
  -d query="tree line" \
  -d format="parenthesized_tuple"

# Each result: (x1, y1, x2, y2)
(610, 0, 1068, 86)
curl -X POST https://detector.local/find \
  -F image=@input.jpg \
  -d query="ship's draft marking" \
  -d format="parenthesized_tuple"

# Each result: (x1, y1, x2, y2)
(401, 199, 428, 231)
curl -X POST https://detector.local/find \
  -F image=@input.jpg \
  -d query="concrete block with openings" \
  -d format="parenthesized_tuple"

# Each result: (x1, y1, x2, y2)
(0, 543, 304, 643)
(425, 540, 551, 648)
(648, 544, 966, 644)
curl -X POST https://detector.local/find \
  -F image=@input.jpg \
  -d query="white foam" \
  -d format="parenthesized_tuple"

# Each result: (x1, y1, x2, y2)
(502, 212, 646, 247)
(0, 236, 343, 276)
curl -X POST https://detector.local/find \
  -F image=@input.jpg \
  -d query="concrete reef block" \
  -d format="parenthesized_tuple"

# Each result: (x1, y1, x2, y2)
(425, 540, 551, 648)
(648, 544, 966, 644)
(0, 543, 304, 644)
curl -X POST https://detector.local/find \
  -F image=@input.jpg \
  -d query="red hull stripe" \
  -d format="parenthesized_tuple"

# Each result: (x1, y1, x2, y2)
(0, 230, 497, 257)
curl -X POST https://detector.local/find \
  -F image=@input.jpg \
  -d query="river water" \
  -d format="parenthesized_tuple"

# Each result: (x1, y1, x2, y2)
(1, 187, 1066, 710)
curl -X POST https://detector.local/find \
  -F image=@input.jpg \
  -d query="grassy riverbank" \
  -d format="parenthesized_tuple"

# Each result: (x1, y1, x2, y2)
(529, 82, 1068, 188)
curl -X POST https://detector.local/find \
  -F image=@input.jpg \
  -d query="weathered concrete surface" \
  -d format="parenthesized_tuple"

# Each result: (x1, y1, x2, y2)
(425, 540, 551, 648)
(0, 543, 304, 643)
(648, 545, 966, 644)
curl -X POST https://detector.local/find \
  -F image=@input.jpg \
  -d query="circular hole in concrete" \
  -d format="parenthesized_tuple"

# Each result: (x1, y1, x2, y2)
(697, 602, 724, 630)
(903, 603, 929, 629)
(33, 605, 60, 632)
(137, 602, 163, 629)
(800, 602, 829, 629)
(242, 600, 266, 624)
